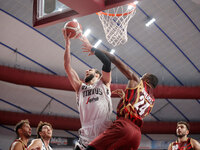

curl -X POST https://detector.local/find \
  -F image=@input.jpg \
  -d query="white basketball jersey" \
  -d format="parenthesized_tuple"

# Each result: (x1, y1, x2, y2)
(41, 139, 53, 150)
(76, 79, 113, 146)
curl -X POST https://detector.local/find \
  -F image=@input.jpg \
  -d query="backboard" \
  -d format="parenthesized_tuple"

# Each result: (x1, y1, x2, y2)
(33, 0, 139, 28)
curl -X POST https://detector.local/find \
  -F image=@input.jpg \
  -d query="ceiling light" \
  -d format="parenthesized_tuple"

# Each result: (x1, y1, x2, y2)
(134, 1, 139, 5)
(83, 29, 91, 37)
(128, 5, 134, 10)
(93, 40, 102, 48)
(128, 1, 138, 10)
(145, 18, 156, 27)
(110, 49, 115, 54)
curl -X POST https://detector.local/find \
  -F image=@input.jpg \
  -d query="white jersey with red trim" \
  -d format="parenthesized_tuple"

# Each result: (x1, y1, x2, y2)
(76, 79, 113, 147)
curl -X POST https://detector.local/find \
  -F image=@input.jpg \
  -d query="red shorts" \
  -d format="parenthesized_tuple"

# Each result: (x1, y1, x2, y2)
(89, 117, 141, 150)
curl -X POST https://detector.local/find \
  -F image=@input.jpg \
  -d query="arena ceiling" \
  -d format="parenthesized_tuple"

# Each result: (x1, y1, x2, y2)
(0, 0, 200, 144)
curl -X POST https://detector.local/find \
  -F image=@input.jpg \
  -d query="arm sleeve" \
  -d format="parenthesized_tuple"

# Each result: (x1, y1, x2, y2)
(91, 47, 111, 72)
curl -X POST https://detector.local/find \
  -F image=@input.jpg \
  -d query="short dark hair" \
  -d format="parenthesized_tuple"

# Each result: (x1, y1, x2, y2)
(177, 121, 190, 130)
(36, 121, 53, 138)
(144, 74, 158, 88)
(15, 119, 30, 137)
(95, 69, 102, 78)
(149, 74, 158, 88)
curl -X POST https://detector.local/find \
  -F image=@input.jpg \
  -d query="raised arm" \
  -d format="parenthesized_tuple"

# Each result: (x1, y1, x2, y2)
(63, 29, 82, 92)
(99, 49, 140, 88)
(81, 36, 140, 88)
(80, 36, 111, 87)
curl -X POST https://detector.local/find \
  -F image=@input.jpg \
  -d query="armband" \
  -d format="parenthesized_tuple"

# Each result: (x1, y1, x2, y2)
(92, 48, 111, 72)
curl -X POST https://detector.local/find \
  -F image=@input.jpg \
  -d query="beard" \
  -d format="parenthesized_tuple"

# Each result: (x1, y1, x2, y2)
(85, 74, 94, 83)
(42, 133, 52, 140)
(176, 133, 185, 138)
(24, 132, 31, 138)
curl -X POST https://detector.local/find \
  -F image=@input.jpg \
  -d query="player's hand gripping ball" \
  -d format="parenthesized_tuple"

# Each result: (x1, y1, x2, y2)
(64, 21, 82, 39)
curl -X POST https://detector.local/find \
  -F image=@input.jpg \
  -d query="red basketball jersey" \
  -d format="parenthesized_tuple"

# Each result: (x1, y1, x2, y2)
(117, 80, 155, 124)
(171, 138, 194, 150)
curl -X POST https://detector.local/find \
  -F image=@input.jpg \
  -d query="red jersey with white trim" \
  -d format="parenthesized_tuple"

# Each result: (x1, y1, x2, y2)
(171, 138, 194, 150)
(117, 80, 155, 124)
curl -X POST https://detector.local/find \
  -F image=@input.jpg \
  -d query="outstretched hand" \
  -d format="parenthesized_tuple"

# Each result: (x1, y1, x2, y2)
(112, 89, 125, 98)
(79, 35, 94, 56)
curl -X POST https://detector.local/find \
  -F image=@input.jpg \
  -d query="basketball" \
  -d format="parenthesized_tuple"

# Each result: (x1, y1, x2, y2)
(64, 21, 82, 39)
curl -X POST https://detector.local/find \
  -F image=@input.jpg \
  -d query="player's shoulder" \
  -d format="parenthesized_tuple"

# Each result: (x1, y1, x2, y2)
(126, 79, 142, 90)
(98, 78, 104, 84)
(28, 138, 43, 148)
(99, 78, 111, 88)
(168, 142, 175, 150)
(190, 138, 200, 147)
(31, 138, 42, 143)
(168, 142, 173, 147)
(10, 141, 23, 150)
(190, 137, 196, 141)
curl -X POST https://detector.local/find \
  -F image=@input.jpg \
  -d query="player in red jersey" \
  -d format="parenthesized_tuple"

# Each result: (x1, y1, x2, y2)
(9, 119, 32, 150)
(168, 121, 200, 150)
(80, 35, 158, 150)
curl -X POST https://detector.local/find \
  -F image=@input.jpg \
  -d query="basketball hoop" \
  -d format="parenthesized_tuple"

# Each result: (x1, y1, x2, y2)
(97, 3, 136, 47)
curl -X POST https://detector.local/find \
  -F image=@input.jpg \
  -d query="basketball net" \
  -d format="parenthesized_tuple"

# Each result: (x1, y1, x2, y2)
(97, 3, 136, 47)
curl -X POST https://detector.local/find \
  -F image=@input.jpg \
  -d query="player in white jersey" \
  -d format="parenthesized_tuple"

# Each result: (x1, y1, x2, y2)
(77, 79, 112, 147)
(28, 121, 53, 150)
(62, 30, 113, 149)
